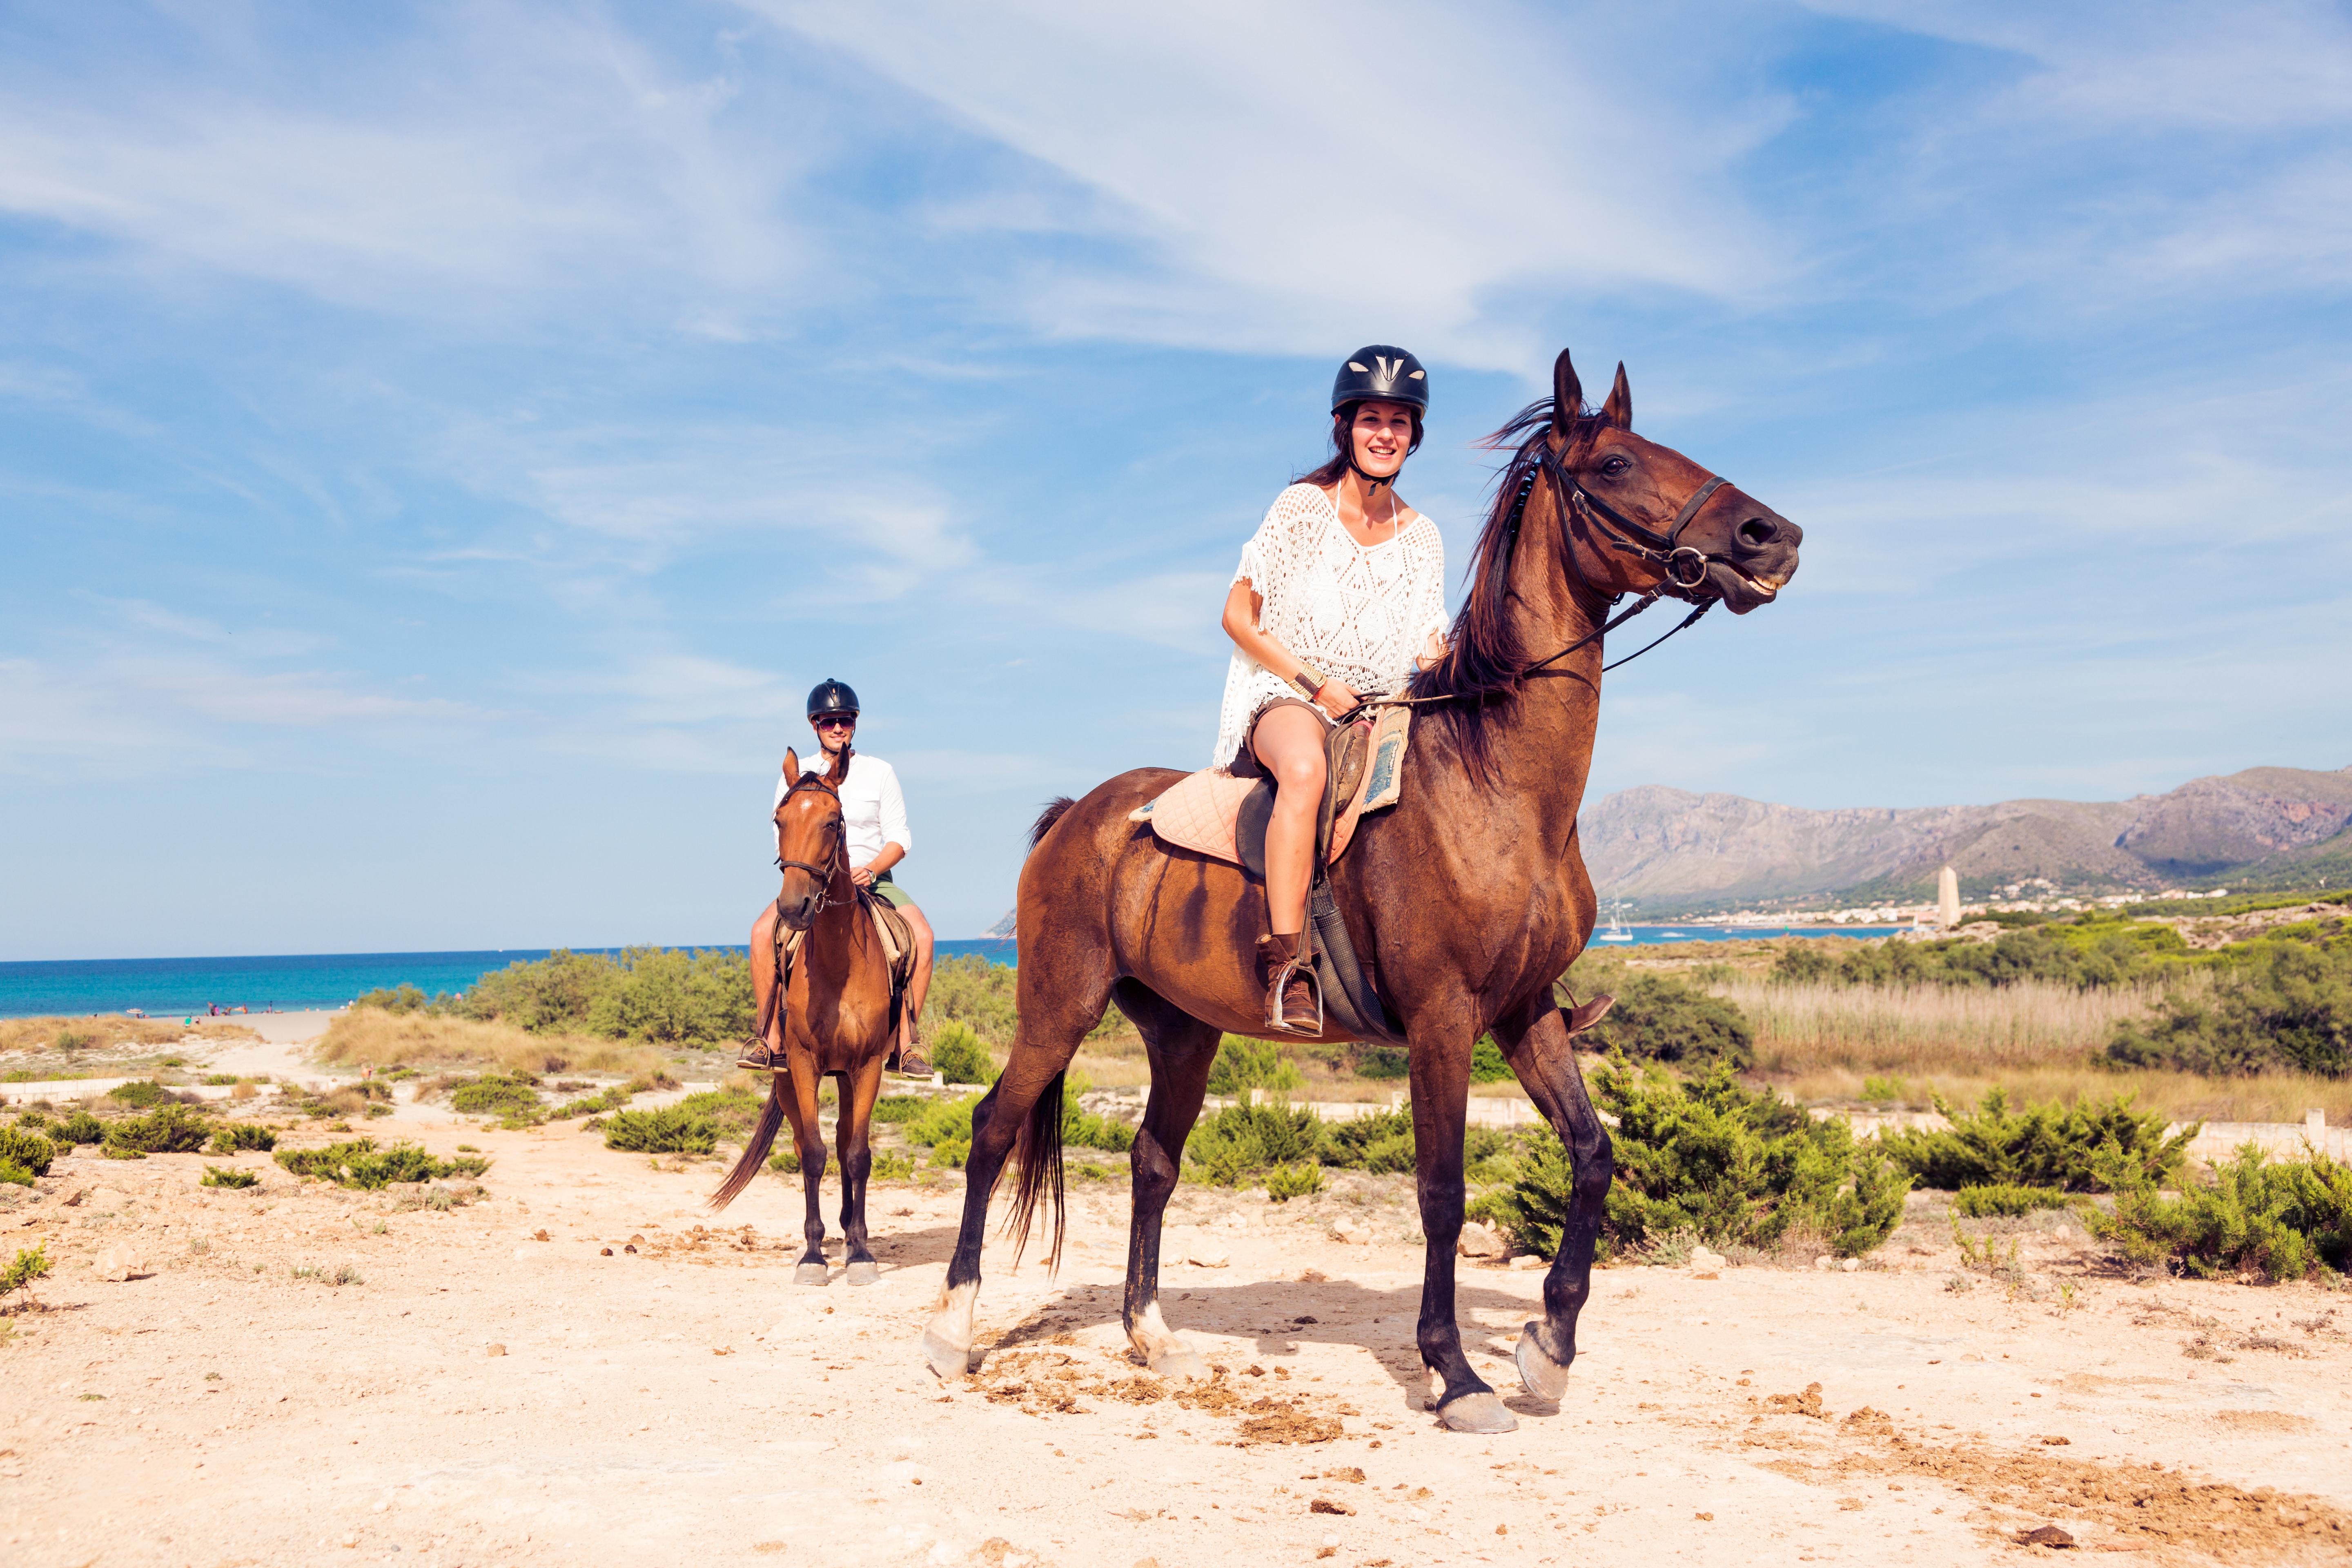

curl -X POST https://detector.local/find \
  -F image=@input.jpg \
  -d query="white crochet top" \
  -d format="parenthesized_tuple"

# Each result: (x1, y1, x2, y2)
(1213, 483, 1447, 768)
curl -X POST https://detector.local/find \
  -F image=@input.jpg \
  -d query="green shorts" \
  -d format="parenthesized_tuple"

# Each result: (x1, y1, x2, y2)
(871, 869, 915, 910)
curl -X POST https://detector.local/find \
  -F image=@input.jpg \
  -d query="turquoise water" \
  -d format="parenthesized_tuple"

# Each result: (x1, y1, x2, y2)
(0, 927, 1898, 1019)
(0, 939, 1018, 1020)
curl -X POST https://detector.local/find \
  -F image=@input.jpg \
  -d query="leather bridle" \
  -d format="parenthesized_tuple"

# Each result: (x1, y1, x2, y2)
(773, 771, 846, 916)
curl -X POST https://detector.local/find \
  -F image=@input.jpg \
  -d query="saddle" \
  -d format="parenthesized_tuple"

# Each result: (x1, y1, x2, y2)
(741, 890, 918, 1072)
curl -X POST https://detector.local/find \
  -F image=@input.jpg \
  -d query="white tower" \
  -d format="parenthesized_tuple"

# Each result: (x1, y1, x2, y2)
(1937, 865, 1961, 929)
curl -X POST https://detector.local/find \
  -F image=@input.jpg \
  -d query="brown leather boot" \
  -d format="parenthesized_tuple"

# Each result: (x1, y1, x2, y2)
(1257, 933, 1320, 1036)
(736, 1036, 784, 1072)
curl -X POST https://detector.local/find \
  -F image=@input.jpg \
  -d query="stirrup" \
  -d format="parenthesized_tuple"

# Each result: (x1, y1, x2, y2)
(1263, 956, 1323, 1038)
(735, 1038, 784, 1072)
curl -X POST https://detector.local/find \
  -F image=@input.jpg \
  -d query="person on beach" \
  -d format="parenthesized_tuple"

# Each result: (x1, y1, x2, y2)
(755, 678, 935, 1074)
(1216, 346, 1449, 1034)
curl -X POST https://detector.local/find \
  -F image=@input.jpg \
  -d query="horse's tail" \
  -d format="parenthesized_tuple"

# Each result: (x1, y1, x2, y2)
(1028, 796, 1078, 852)
(1004, 1069, 1067, 1272)
(707, 1074, 788, 1211)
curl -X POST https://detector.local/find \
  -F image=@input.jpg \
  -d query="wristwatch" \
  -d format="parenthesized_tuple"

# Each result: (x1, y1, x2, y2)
(1292, 666, 1325, 700)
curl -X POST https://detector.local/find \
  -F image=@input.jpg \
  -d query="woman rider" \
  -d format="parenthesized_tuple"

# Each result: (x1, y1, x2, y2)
(1217, 347, 1448, 1035)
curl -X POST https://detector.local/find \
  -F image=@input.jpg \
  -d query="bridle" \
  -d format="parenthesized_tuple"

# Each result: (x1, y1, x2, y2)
(773, 772, 846, 915)
(1368, 432, 1732, 711)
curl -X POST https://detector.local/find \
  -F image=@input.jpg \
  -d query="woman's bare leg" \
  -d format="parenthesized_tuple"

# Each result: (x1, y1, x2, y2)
(1251, 704, 1326, 937)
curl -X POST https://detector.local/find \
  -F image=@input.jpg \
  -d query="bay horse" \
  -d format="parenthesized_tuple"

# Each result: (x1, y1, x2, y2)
(920, 348, 1802, 1432)
(708, 744, 904, 1286)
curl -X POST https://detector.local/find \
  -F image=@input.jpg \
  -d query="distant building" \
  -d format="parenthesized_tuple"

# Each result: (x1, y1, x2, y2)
(1937, 866, 1961, 929)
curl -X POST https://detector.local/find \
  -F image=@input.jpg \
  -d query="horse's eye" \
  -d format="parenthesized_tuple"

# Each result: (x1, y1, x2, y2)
(1600, 456, 1630, 477)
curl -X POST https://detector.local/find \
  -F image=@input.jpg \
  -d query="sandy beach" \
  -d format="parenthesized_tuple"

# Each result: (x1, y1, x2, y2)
(2, 1020, 2348, 1567)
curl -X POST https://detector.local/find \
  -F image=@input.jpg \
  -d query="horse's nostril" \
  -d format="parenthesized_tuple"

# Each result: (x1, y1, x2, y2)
(1737, 517, 1776, 548)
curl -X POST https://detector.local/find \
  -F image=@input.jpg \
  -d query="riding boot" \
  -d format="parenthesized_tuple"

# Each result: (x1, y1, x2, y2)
(736, 1036, 784, 1072)
(1257, 933, 1320, 1036)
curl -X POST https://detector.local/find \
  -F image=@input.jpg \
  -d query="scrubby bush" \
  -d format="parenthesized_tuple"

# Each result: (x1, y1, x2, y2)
(1771, 942, 1838, 983)
(207, 1123, 276, 1155)
(106, 1080, 170, 1109)
(1579, 976, 1755, 1070)
(1353, 1044, 1410, 1080)
(2, 1240, 52, 1304)
(673, 1086, 766, 1142)
(599, 1107, 717, 1155)
(448, 1075, 545, 1119)
(51, 1111, 103, 1147)
(273, 1139, 488, 1188)
(353, 982, 460, 1015)
(2090, 1143, 2352, 1282)
(1875, 1089, 2194, 1192)
(1470, 1036, 1515, 1084)
(1185, 1101, 1322, 1187)
(930, 1022, 997, 1086)
(2105, 940, 2352, 1078)
(903, 1095, 978, 1149)
(1322, 1104, 1413, 1174)
(870, 1151, 918, 1181)
(1207, 1036, 1304, 1096)
(0, 1127, 56, 1179)
(1266, 1163, 1325, 1201)
(200, 1164, 261, 1189)
(929, 1135, 969, 1169)
(922, 956, 1020, 1047)
(873, 1096, 925, 1123)
(104, 1104, 212, 1154)
(549, 1084, 634, 1120)
(0, 1163, 32, 1187)
(1953, 1184, 2073, 1218)
(459, 946, 754, 1044)
(1492, 1061, 1907, 1260)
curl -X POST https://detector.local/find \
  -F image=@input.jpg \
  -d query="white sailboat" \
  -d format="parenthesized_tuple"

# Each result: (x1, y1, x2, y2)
(1597, 901, 1635, 943)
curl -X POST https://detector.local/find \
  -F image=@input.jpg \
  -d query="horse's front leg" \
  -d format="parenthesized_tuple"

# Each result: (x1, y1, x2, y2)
(782, 1048, 831, 1285)
(835, 1059, 886, 1286)
(1409, 1025, 1517, 1433)
(1492, 996, 1615, 1401)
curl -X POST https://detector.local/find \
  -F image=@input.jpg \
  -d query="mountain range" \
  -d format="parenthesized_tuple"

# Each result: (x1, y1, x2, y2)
(1579, 764, 2352, 915)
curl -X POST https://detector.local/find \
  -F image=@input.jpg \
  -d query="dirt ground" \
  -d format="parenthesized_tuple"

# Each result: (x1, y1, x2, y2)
(4, 1025, 2351, 1567)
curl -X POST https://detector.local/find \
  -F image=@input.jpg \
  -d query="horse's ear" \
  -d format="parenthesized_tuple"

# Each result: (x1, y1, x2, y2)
(782, 748, 800, 783)
(1600, 362, 1632, 430)
(1551, 348, 1582, 432)
(825, 742, 853, 784)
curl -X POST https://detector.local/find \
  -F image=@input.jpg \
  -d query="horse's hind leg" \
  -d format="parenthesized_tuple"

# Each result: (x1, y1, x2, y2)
(835, 1059, 886, 1287)
(1492, 996, 1614, 1401)
(780, 1052, 831, 1285)
(1112, 981, 1220, 1382)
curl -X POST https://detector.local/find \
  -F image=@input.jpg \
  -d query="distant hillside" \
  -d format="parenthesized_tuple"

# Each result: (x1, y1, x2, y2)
(1579, 764, 2352, 915)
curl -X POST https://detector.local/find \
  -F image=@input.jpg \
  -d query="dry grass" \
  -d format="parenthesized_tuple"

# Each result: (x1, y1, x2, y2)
(1781, 1064, 2352, 1125)
(0, 1016, 256, 1054)
(314, 1011, 671, 1078)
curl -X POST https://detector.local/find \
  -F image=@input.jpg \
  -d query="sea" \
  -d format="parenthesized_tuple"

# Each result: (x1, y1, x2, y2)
(0, 927, 1902, 1020)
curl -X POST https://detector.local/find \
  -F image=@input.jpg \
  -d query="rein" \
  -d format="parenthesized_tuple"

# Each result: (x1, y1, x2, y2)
(1366, 435, 1727, 710)
(773, 772, 847, 915)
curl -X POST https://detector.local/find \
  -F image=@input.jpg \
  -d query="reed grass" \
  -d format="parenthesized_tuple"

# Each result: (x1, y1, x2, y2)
(314, 1011, 670, 1078)
(0, 1017, 256, 1054)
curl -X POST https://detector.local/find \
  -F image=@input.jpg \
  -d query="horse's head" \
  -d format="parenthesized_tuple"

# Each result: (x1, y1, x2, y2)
(1545, 349, 1800, 614)
(771, 744, 851, 931)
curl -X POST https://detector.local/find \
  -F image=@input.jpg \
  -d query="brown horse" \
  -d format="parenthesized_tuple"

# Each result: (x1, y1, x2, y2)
(918, 347, 1802, 1431)
(708, 744, 903, 1286)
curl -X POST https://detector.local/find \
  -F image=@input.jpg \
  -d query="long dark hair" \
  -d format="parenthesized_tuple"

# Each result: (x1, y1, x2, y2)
(1297, 401, 1426, 488)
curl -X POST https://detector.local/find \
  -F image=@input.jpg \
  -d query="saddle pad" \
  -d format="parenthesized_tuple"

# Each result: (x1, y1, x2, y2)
(1129, 704, 1412, 868)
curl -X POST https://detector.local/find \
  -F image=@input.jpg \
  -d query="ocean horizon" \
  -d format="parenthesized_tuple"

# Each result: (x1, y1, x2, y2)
(0, 926, 1902, 1020)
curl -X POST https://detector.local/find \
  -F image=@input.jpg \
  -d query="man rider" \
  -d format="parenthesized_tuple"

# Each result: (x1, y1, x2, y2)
(755, 678, 936, 1075)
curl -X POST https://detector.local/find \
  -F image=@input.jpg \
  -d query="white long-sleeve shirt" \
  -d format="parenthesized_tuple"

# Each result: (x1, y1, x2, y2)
(771, 751, 911, 866)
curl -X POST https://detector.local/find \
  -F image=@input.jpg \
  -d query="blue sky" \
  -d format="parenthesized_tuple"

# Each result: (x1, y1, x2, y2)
(2, 1, 2348, 957)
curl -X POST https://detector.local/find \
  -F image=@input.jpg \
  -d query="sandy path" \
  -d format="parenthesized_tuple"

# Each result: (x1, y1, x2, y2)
(2, 1040, 2349, 1565)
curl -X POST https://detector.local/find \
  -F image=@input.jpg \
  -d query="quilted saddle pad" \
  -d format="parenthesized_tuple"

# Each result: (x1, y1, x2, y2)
(1130, 704, 1408, 869)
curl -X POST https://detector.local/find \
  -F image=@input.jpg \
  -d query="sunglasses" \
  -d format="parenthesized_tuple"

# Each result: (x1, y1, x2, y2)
(813, 715, 858, 730)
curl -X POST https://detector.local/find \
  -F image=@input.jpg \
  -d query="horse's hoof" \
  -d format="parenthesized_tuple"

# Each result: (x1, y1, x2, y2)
(1147, 1346, 1211, 1383)
(922, 1327, 973, 1380)
(1515, 1321, 1572, 1401)
(1437, 1390, 1519, 1434)
(794, 1261, 830, 1286)
(844, 1260, 880, 1287)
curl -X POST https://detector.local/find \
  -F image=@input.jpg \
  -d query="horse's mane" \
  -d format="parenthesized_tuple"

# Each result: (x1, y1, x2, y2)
(1406, 395, 1608, 779)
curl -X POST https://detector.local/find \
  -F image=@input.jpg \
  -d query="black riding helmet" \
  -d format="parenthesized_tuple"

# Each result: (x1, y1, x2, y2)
(806, 677, 860, 719)
(1330, 345, 1428, 491)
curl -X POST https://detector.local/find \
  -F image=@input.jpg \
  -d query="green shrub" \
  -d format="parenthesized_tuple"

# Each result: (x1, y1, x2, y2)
(1772, 942, 1838, 983)
(2089, 1144, 2352, 1282)
(2105, 940, 2352, 1078)
(1207, 1036, 1305, 1096)
(550, 1084, 633, 1120)
(459, 946, 754, 1043)
(599, 1107, 716, 1155)
(1470, 1036, 1513, 1084)
(931, 1022, 997, 1085)
(448, 1076, 545, 1118)
(873, 1096, 925, 1123)
(200, 1164, 261, 1189)
(0, 1162, 31, 1187)
(921, 954, 1020, 1048)
(929, 1135, 970, 1168)
(1952, 1183, 2073, 1218)
(104, 1104, 212, 1154)
(1185, 1102, 1322, 1187)
(273, 1139, 488, 1188)
(1493, 1061, 1907, 1260)
(207, 1124, 276, 1154)
(767, 1147, 801, 1175)
(52, 1111, 102, 1146)
(904, 1094, 979, 1149)
(673, 1086, 765, 1141)
(1580, 976, 1755, 1070)
(2, 1240, 52, 1301)
(1055, 1072, 1136, 1152)
(1354, 1044, 1409, 1080)
(107, 1080, 169, 1108)
(1323, 1104, 1414, 1173)
(1876, 1089, 2194, 1192)
(870, 1151, 917, 1181)
(353, 982, 453, 1015)
(1266, 1162, 1325, 1202)
(0, 1127, 56, 1179)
